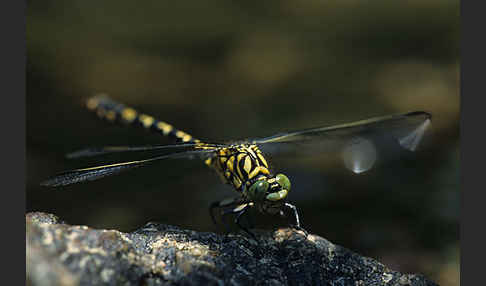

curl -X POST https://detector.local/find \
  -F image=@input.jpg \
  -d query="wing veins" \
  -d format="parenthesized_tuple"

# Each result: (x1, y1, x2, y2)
(41, 149, 217, 187)
(66, 142, 223, 159)
(255, 111, 431, 147)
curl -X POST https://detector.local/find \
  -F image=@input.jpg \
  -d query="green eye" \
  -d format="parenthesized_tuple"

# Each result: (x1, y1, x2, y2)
(275, 174, 291, 191)
(249, 180, 269, 201)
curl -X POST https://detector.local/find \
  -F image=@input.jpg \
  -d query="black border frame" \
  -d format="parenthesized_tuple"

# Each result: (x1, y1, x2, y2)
(4, 0, 26, 284)
(461, 0, 478, 285)
(17, 1, 468, 285)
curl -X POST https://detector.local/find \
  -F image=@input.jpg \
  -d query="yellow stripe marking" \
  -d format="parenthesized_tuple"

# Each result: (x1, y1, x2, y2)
(183, 135, 192, 142)
(235, 154, 246, 178)
(139, 114, 154, 128)
(195, 143, 214, 150)
(86, 98, 99, 110)
(106, 110, 116, 121)
(121, 108, 137, 122)
(236, 153, 245, 161)
(247, 148, 257, 159)
(156, 122, 173, 135)
(226, 156, 235, 172)
(257, 153, 269, 168)
(175, 131, 192, 142)
(248, 166, 269, 179)
(233, 176, 242, 189)
(243, 156, 252, 174)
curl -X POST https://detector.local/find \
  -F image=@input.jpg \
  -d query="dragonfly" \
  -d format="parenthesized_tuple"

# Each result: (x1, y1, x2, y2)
(41, 94, 431, 238)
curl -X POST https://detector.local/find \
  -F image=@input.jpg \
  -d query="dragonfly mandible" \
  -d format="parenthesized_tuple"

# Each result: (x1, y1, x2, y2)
(41, 94, 431, 238)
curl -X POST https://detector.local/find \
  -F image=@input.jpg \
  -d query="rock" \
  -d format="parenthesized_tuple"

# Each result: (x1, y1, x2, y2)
(26, 212, 437, 286)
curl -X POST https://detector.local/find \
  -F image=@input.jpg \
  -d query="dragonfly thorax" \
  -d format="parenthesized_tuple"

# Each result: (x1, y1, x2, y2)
(205, 144, 272, 191)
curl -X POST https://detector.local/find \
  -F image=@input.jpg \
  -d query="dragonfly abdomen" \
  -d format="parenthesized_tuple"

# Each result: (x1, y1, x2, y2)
(86, 95, 200, 144)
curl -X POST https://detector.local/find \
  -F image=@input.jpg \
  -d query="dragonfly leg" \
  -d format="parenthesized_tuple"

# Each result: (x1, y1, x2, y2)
(209, 201, 222, 225)
(245, 210, 255, 229)
(209, 197, 241, 225)
(234, 205, 257, 240)
(218, 203, 257, 240)
(284, 202, 308, 237)
(209, 197, 246, 234)
(220, 204, 247, 234)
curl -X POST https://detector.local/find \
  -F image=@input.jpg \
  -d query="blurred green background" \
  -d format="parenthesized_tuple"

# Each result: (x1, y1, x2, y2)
(26, 1, 459, 285)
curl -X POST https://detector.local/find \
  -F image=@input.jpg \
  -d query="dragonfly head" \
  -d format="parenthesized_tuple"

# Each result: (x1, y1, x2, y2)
(247, 174, 291, 202)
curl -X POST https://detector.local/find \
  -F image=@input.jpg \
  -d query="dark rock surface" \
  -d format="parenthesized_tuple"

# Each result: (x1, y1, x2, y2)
(26, 212, 437, 286)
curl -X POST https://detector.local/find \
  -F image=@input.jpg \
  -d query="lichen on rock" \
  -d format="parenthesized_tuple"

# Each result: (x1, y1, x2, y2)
(26, 212, 437, 286)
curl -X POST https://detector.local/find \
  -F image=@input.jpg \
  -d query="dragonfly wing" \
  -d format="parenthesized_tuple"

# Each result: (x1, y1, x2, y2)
(255, 111, 431, 174)
(66, 142, 223, 159)
(40, 149, 217, 187)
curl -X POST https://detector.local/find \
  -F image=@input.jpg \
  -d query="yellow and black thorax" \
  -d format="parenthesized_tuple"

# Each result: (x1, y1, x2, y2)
(203, 144, 271, 193)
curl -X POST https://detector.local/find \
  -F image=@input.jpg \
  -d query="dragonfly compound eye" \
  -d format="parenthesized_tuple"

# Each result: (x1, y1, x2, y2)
(248, 180, 269, 201)
(266, 174, 291, 201)
(275, 173, 291, 191)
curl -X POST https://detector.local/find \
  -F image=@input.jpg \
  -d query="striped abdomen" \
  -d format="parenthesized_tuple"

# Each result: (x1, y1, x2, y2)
(207, 144, 271, 192)
(86, 95, 200, 144)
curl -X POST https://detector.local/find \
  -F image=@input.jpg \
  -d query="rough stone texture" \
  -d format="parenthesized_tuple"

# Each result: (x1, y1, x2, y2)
(26, 212, 437, 286)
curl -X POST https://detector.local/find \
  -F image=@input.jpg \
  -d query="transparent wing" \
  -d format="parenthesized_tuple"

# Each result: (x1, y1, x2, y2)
(40, 148, 218, 187)
(66, 142, 225, 159)
(254, 111, 431, 174)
